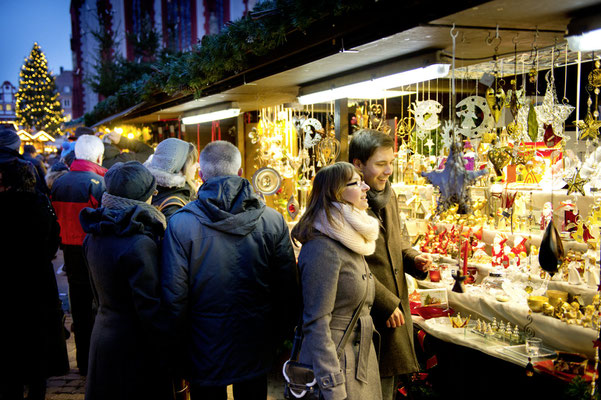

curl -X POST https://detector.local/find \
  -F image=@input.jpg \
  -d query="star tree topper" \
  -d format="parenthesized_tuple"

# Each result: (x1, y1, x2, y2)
(422, 126, 488, 214)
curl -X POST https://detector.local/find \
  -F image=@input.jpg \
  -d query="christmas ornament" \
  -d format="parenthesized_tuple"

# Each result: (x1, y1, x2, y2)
(396, 116, 415, 143)
(527, 102, 539, 142)
(251, 167, 282, 196)
(455, 96, 495, 139)
(411, 100, 443, 139)
(424, 138, 435, 153)
(543, 124, 562, 148)
(422, 130, 488, 214)
(589, 60, 601, 88)
(287, 195, 300, 220)
(486, 87, 506, 123)
(302, 118, 324, 148)
(571, 222, 594, 243)
(534, 75, 575, 139)
(506, 87, 525, 119)
(538, 219, 565, 277)
(574, 112, 601, 141)
(440, 120, 454, 150)
(316, 135, 341, 166)
(487, 146, 512, 176)
(566, 169, 587, 196)
(588, 199, 601, 226)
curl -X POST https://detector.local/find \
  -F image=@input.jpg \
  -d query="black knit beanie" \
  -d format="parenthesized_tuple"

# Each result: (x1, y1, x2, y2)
(104, 161, 156, 202)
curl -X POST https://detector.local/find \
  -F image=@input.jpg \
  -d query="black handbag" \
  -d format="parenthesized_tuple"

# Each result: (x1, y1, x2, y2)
(283, 278, 369, 399)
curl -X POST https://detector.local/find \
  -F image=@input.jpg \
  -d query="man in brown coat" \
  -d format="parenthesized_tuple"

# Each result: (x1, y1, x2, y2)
(350, 129, 432, 400)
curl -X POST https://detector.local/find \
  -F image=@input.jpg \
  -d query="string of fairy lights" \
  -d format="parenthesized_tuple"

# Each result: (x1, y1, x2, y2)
(15, 43, 65, 134)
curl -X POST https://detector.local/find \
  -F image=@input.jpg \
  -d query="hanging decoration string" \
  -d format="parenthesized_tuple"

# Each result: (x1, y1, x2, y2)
(450, 23, 458, 118)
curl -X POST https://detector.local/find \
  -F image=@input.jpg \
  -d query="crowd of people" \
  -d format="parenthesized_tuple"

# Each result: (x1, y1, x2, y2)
(0, 125, 432, 400)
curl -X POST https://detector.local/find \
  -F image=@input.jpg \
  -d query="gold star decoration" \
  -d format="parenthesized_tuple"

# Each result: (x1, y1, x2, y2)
(566, 170, 587, 196)
(574, 112, 601, 141)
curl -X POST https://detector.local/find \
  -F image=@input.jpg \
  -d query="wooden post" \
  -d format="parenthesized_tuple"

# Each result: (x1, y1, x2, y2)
(335, 98, 349, 162)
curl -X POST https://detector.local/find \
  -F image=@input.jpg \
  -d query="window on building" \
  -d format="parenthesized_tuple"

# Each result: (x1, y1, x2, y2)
(63, 99, 71, 108)
(6, 104, 12, 111)
(63, 86, 71, 94)
(165, 0, 193, 51)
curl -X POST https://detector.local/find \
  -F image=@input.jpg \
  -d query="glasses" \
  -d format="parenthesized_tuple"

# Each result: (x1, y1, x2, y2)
(346, 180, 364, 187)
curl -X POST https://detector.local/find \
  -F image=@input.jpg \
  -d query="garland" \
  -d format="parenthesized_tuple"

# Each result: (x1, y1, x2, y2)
(84, 0, 373, 126)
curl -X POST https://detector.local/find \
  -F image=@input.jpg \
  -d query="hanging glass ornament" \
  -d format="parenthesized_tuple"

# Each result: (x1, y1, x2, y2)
(456, 96, 495, 139)
(411, 100, 443, 140)
(486, 87, 506, 123)
(534, 73, 575, 140)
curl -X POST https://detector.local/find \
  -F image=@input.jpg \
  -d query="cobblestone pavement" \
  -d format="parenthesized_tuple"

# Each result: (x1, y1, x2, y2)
(47, 250, 286, 400)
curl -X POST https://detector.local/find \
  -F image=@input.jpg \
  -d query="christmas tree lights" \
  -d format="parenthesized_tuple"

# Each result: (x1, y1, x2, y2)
(15, 43, 65, 135)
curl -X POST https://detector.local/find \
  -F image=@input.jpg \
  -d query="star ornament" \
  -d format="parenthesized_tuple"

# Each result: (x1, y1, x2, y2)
(534, 83, 575, 139)
(574, 112, 601, 141)
(422, 136, 488, 215)
(566, 170, 587, 196)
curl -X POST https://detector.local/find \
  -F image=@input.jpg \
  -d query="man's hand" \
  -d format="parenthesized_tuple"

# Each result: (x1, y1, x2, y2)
(106, 130, 121, 145)
(414, 253, 433, 272)
(386, 307, 405, 328)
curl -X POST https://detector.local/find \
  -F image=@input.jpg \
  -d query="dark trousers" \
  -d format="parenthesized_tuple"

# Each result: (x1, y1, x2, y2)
(62, 245, 95, 376)
(189, 375, 267, 400)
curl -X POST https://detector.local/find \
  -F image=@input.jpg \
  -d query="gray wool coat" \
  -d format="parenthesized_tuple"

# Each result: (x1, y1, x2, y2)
(297, 233, 382, 400)
(367, 192, 426, 378)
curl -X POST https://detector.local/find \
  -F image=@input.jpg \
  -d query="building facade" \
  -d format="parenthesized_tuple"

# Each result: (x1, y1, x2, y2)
(0, 81, 17, 124)
(55, 67, 74, 122)
(70, 0, 257, 119)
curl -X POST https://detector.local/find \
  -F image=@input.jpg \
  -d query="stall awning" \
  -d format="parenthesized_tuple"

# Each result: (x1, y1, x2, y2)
(91, 103, 145, 128)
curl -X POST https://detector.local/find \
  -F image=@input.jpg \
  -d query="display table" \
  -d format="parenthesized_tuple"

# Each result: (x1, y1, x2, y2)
(412, 315, 554, 367)
(411, 315, 582, 400)
(417, 279, 598, 358)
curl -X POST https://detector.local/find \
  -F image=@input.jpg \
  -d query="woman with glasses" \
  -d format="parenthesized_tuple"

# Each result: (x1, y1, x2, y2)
(290, 162, 382, 400)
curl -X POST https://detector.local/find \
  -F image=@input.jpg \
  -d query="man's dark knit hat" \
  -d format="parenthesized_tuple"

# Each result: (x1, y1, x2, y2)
(104, 161, 156, 202)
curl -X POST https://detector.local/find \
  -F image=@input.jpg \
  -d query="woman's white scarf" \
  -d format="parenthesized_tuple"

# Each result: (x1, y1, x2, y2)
(314, 202, 379, 256)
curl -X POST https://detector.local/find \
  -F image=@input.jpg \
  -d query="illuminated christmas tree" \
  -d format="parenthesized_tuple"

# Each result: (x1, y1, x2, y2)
(15, 43, 65, 135)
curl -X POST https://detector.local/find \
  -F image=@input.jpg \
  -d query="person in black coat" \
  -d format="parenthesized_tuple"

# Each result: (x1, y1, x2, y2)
(0, 158, 69, 400)
(161, 141, 299, 400)
(23, 144, 47, 183)
(101, 131, 154, 169)
(80, 161, 170, 400)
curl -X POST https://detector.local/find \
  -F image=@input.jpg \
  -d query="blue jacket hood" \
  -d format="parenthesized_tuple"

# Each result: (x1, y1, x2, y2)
(182, 176, 265, 236)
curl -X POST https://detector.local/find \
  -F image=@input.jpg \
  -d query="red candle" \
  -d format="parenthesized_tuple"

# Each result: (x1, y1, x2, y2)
(462, 241, 469, 276)
(429, 269, 441, 282)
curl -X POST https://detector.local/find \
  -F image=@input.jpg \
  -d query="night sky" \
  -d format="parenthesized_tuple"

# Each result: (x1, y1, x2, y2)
(0, 0, 72, 85)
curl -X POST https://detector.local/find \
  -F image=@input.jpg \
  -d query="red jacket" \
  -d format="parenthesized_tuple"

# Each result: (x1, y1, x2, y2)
(51, 159, 107, 246)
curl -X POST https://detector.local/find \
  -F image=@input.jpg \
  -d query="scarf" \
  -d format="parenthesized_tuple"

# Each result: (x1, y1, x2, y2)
(367, 180, 392, 213)
(314, 202, 379, 255)
(101, 192, 167, 230)
(70, 159, 108, 176)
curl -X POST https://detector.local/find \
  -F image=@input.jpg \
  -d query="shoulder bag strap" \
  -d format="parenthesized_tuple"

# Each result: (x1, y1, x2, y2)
(157, 195, 187, 211)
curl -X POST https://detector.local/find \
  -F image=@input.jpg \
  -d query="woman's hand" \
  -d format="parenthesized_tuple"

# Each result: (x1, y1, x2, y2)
(386, 307, 405, 328)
